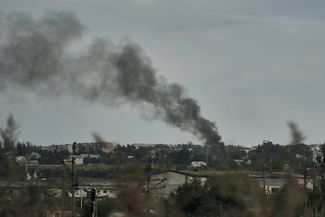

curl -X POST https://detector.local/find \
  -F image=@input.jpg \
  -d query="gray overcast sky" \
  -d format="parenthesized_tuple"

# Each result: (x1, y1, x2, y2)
(1, 0, 325, 146)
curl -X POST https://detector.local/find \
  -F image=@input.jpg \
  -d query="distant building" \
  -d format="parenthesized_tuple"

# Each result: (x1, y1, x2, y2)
(169, 144, 184, 151)
(41, 144, 69, 152)
(73, 187, 117, 199)
(15, 156, 39, 167)
(251, 172, 313, 194)
(296, 154, 305, 160)
(132, 143, 156, 149)
(149, 170, 207, 198)
(46, 210, 72, 217)
(30, 152, 41, 159)
(311, 145, 323, 163)
(28, 160, 39, 166)
(64, 155, 84, 165)
(15, 156, 26, 165)
(73, 142, 101, 153)
(80, 154, 100, 159)
(233, 159, 244, 165)
(42, 142, 103, 154)
(254, 175, 286, 194)
(65, 143, 73, 153)
(191, 161, 207, 168)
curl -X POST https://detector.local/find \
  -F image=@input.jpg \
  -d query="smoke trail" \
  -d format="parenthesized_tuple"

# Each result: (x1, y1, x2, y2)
(0, 11, 223, 148)
(287, 121, 305, 145)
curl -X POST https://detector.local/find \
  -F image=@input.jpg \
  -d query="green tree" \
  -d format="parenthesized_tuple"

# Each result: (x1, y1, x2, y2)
(96, 198, 122, 217)
(271, 180, 304, 217)
(168, 149, 191, 166)
(170, 173, 266, 217)
(249, 141, 288, 172)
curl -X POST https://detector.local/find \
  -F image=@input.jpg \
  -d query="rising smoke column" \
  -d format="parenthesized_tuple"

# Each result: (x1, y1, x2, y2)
(0, 11, 223, 149)
(287, 121, 305, 145)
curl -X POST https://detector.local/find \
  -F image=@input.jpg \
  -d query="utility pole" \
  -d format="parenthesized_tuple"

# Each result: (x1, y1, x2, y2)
(304, 169, 308, 216)
(313, 164, 318, 217)
(61, 154, 78, 217)
(61, 176, 65, 217)
(71, 157, 76, 217)
(263, 164, 266, 196)
(217, 201, 223, 217)
(80, 185, 83, 209)
(90, 188, 96, 217)
(205, 143, 209, 166)
(145, 163, 152, 194)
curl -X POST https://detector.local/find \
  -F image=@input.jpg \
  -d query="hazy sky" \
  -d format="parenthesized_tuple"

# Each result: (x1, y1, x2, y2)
(1, 0, 325, 146)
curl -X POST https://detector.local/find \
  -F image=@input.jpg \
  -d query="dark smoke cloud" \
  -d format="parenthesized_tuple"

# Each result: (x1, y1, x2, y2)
(287, 121, 305, 145)
(0, 11, 223, 148)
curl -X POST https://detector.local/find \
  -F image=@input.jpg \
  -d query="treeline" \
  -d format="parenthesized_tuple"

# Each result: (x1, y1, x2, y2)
(5, 138, 325, 174)
(107, 141, 322, 173)
(1, 114, 322, 175)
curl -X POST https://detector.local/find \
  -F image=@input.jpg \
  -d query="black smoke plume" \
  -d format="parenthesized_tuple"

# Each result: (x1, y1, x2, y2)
(0, 11, 223, 148)
(287, 121, 305, 145)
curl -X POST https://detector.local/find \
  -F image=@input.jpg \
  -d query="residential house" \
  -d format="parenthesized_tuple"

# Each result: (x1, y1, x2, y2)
(149, 170, 207, 198)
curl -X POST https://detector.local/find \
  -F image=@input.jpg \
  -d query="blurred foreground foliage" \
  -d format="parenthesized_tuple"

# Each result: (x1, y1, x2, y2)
(168, 173, 266, 217)
(168, 173, 314, 217)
